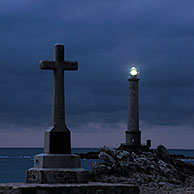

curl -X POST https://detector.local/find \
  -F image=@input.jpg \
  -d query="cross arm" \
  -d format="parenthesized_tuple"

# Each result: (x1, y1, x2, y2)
(40, 60, 56, 70)
(63, 61, 78, 71)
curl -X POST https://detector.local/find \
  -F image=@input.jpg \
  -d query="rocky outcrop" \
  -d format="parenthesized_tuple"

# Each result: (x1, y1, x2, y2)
(89, 145, 194, 187)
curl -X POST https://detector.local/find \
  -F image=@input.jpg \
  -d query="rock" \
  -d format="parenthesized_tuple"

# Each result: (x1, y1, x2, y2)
(98, 152, 116, 167)
(90, 145, 194, 187)
(116, 150, 131, 160)
(101, 146, 119, 158)
(153, 145, 173, 164)
(158, 160, 171, 173)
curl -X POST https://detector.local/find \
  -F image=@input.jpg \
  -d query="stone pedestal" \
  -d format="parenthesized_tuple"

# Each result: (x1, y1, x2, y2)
(26, 154, 88, 184)
(26, 168, 88, 184)
(34, 154, 81, 168)
(0, 183, 139, 194)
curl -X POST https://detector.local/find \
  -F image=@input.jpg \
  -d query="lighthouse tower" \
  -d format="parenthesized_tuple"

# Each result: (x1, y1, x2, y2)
(118, 67, 151, 152)
(126, 67, 141, 146)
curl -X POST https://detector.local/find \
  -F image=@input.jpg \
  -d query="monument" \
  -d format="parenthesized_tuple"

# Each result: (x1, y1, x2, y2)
(26, 44, 88, 183)
(22, 46, 139, 193)
(119, 67, 151, 152)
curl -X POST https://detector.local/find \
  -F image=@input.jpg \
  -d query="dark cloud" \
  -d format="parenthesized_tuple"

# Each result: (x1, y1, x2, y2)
(0, 0, 194, 142)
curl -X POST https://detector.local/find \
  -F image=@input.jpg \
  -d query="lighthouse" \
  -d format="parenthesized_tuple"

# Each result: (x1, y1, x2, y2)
(118, 67, 151, 152)
(126, 67, 141, 146)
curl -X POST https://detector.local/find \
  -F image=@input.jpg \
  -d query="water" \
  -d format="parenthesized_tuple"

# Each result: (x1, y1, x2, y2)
(0, 148, 193, 183)
(168, 149, 194, 164)
(0, 148, 100, 183)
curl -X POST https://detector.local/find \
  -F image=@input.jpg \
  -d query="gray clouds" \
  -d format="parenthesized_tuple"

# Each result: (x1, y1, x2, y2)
(0, 0, 193, 145)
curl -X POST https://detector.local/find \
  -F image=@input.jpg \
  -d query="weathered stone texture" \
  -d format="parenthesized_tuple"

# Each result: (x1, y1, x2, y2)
(127, 77, 139, 132)
(34, 154, 81, 168)
(26, 168, 88, 184)
(0, 183, 139, 194)
(90, 145, 194, 186)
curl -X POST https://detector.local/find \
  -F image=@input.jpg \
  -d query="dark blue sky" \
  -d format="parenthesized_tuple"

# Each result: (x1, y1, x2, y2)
(0, 0, 194, 148)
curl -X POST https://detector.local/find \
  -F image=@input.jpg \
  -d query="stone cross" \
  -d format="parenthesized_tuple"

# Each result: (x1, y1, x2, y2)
(40, 44, 78, 154)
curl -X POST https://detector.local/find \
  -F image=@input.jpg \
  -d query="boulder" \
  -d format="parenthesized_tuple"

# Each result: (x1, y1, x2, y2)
(89, 145, 194, 187)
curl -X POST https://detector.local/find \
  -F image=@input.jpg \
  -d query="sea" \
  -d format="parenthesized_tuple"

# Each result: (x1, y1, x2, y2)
(0, 148, 193, 183)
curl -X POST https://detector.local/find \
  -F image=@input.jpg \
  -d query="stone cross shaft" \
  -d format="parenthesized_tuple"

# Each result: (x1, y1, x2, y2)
(40, 44, 78, 131)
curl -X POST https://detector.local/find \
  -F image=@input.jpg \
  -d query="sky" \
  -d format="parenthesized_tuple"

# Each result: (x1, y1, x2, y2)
(0, 0, 194, 148)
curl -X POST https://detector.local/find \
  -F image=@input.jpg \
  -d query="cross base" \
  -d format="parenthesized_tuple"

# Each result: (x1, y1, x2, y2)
(44, 127, 71, 154)
(26, 153, 89, 184)
(26, 168, 88, 184)
(34, 154, 81, 168)
(0, 183, 140, 194)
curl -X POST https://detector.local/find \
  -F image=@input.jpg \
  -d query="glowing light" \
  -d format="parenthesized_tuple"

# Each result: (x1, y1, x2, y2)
(130, 67, 138, 76)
